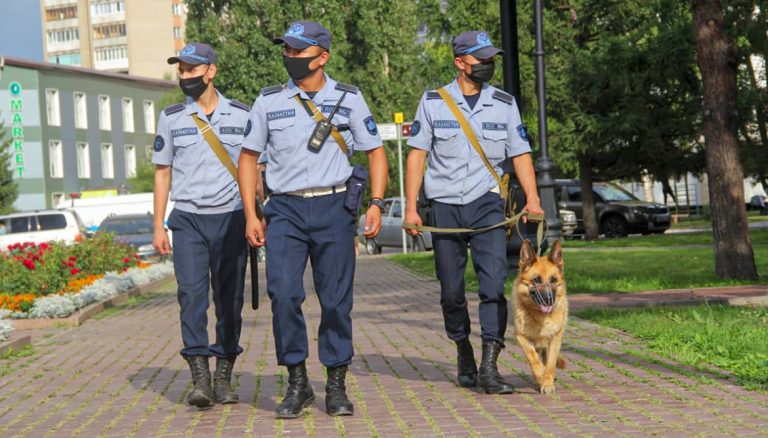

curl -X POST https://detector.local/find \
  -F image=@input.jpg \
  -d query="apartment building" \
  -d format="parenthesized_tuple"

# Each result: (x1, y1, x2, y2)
(41, 0, 186, 79)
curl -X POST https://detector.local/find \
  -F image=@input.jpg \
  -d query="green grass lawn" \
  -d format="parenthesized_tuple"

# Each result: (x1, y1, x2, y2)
(390, 244, 768, 294)
(564, 226, 768, 248)
(574, 304, 768, 390)
(669, 210, 767, 229)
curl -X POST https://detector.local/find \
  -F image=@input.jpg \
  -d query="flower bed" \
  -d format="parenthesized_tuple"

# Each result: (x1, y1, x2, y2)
(0, 235, 174, 342)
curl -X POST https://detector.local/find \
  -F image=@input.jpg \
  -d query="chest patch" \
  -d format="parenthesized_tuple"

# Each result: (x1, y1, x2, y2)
(171, 127, 198, 137)
(220, 126, 244, 135)
(434, 120, 460, 129)
(320, 105, 351, 118)
(267, 109, 296, 121)
(482, 122, 507, 131)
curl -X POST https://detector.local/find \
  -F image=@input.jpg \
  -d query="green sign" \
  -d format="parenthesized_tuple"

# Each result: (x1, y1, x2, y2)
(9, 82, 24, 178)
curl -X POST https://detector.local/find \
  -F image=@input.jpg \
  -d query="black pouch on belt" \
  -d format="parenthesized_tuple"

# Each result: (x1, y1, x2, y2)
(344, 165, 369, 214)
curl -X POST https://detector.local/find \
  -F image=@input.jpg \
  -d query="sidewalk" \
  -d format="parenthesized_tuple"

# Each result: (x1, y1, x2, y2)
(0, 258, 766, 437)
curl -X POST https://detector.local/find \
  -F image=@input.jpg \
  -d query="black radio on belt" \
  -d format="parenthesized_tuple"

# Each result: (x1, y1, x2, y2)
(306, 91, 348, 151)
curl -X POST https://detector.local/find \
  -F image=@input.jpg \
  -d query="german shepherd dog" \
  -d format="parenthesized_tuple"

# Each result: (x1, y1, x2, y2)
(513, 239, 567, 394)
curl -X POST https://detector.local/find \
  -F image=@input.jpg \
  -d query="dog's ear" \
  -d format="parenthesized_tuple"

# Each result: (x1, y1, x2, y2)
(549, 239, 563, 270)
(519, 239, 536, 270)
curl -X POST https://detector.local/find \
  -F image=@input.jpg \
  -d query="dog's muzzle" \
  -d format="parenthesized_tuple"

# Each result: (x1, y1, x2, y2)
(529, 279, 559, 314)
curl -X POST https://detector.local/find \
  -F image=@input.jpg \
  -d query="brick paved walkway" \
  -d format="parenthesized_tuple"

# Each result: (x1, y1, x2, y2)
(1, 258, 767, 437)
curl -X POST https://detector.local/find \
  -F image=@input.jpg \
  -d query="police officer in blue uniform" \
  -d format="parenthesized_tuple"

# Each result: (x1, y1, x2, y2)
(404, 31, 545, 394)
(152, 43, 249, 409)
(238, 21, 387, 418)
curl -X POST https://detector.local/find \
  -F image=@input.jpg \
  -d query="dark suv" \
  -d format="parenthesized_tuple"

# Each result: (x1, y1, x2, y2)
(556, 179, 671, 237)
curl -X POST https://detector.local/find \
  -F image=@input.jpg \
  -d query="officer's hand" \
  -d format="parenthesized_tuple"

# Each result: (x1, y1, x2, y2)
(153, 228, 171, 255)
(362, 206, 382, 238)
(246, 218, 267, 247)
(403, 210, 422, 236)
(523, 201, 545, 223)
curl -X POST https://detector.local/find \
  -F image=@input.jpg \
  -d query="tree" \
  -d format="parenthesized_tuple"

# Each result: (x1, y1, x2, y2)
(0, 121, 18, 214)
(128, 159, 156, 193)
(692, 0, 757, 279)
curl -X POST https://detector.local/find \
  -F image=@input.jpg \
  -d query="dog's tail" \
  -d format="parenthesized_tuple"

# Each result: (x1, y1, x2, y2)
(556, 355, 566, 369)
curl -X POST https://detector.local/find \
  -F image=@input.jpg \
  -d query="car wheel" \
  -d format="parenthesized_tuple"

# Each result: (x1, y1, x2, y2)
(365, 238, 381, 255)
(409, 235, 425, 252)
(602, 216, 629, 238)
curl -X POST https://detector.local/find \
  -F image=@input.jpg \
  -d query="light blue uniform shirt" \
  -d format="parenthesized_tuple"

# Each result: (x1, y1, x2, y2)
(407, 80, 531, 205)
(152, 90, 250, 214)
(242, 75, 383, 194)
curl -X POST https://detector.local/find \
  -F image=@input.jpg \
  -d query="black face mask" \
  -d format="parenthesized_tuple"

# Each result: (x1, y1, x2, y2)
(467, 62, 495, 84)
(179, 74, 209, 100)
(283, 54, 322, 81)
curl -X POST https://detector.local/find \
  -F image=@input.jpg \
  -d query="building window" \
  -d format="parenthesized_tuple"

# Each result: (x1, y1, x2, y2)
(47, 27, 79, 44)
(93, 23, 126, 40)
(94, 46, 127, 62)
(173, 27, 182, 39)
(143, 100, 155, 133)
(49, 140, 64, 178)
(74, 92, 87, 129)
(101, 143, 114, 179)
(49, 52, 81, 66)
(122, 98, 134, 132)
(77, 143, 90, 178)
(98, 95, 111, 130)
(125, 145, 136, 177)
(46, 6, 78, 22)
(46, 89, 61, 126)
(51, 192, 64, 207)
(172, 3, 183, 16)
(91, 0, 125, 16)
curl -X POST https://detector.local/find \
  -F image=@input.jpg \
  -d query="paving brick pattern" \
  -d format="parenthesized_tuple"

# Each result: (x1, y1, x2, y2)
(1, 258, 767, 437)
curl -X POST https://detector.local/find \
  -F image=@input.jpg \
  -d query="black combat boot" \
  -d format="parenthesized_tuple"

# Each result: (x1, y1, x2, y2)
(213, 356, 239, 404)
(275, 362, 315, 419)
(456, 338, 478, 388)
(325, 365, 354, 416)
(477, 340, 515, 394)
(185, 355, 215, 408)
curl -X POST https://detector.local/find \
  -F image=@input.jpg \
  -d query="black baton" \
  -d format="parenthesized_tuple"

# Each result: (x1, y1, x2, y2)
(250, 245, 259, 309)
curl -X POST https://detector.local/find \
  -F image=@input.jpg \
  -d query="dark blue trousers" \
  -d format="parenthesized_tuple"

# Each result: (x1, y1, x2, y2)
(264, 192, 356, 368)
(431, 192, 508, 345)
(168, 208, 247, 358)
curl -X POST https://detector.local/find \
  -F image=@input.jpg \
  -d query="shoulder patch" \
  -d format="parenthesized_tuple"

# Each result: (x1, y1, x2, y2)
(261, 85, 283, 96)
(229, 100, 250, 111)
(492, 90, 514, 105)
(334, 82, 359, 94)
(426, 91, 441, 100)
(163, 103, 185, 116)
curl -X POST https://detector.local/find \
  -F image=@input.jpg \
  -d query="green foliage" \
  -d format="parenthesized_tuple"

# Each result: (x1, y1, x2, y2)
(0, 120, 18, 214)
(563, 227, 768, 248)
(575, 304, 768, 390)
(128, 159, 156, 194)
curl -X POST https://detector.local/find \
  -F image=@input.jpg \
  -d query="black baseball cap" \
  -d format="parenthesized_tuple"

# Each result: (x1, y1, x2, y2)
(167, 43, 217, 65)
(273, 21, 331, 51)
(452, 31, 503, 59)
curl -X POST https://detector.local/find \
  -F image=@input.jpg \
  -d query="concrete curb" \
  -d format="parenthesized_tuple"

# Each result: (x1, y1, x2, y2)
(0, 335, 31, 356)
(569, 284, 768, 310)
(10, 276, 174, 331)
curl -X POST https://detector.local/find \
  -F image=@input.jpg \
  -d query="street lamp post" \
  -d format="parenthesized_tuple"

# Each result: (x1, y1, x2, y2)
(532, 0, 563, 243)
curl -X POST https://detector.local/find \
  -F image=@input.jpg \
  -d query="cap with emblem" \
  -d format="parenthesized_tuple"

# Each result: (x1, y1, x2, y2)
(273, 21, 331, 51)
(167, 43, 217, 65)
(452, 31, 503, 59)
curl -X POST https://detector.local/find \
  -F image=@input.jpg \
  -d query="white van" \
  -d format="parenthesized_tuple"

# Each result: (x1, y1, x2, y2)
(0, 209, 87, 251)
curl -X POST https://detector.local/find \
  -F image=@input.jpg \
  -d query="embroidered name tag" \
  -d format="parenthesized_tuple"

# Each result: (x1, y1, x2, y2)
(267, 109, 296, 121)
(171, 127, 198, 137)
(220, 126, 244, 135)
(482, 122, 507, 131)
(434, 120, 460, 129)
(320, 105, 351, 118)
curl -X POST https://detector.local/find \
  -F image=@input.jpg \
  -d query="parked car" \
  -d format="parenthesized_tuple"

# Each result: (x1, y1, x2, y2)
(556, 179, 671, 237)
(0, 209, 87, 251)
(97, 213, 162, 261)
(359, 197, 433, 254)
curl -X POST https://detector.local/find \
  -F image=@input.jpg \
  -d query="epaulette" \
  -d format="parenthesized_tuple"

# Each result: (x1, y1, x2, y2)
(426, 91, 441, 100)
(492, 90, 514, 105)
(261, 84, 283, 96)
(163, 103, 185, 116)
(335, 82, 359, 94)
(229, 100, 250, 111)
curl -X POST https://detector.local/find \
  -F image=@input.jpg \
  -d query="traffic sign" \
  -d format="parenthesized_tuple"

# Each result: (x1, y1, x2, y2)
(401, 122, 413, 138)
(378, 123, 398, 141)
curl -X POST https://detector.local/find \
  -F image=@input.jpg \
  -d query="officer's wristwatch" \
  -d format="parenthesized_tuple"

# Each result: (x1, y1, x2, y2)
(368, 198, 385, 210)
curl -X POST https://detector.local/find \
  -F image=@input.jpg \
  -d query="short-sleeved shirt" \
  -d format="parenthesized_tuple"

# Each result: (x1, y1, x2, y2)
(242, 74, 383, 194)
(407, 79, 531, 205)
(152, 90, 250, 214)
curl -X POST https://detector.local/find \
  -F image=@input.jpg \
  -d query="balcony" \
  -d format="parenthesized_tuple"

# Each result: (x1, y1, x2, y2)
(94, 57, 129, 72)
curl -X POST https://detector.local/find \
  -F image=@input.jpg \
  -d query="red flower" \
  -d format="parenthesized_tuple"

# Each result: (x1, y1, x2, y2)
(70, 268, 80, 275)
(121, 267, 128, 272)
(67, 261, 76, 267)
(123, 257, 131, 263)
(40, 242, 50, 250)
(23, 259, 36, 270)
(134, 254, 140, 260)
(69, 255, 77, 261)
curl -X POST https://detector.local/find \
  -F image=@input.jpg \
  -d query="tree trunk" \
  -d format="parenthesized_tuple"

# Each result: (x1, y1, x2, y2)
(692, 0, 757, 279)
(579, 154, 599, 240)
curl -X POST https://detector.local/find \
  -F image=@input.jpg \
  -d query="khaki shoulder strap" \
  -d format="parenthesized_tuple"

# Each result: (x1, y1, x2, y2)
(191, 114, 237, 180)
(437, 87, 504, 192)
(292, 95, 349, 155)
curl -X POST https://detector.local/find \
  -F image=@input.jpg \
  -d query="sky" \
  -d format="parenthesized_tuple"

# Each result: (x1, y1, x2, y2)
(0, 0, 44, 61)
